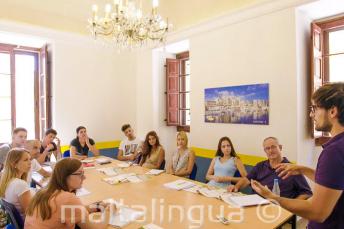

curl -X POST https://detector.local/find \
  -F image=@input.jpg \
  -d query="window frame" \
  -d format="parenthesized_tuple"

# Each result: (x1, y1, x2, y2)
(165, 51, 190, 132)
(311, 16, 344, 145)
(0, 43, 51, 143)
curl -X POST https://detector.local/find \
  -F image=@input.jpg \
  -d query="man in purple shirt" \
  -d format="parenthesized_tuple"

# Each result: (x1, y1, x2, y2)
(228, 137, 312, 199)
(251, 83, 344, 229)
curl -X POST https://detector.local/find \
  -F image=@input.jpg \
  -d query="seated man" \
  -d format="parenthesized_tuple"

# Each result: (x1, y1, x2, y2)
(0, 127, 27, 171)
(25, 140, 51, 185)
(37, 128, 61, 164)
(117, 124, 142, 163)
(228, 137, 312, 199)
(70, 126, 100, 160)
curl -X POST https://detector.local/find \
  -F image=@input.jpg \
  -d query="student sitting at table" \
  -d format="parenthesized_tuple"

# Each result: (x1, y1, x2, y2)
(70, 126, 100, 160)
(37, 128, 61, 164)
(139, 131, 165, 169)
(0, 127, 27, 171)
(0, 148, 32, 219)
(167, 131, 195, 178)
(117, 124, 143, 163)
(206, 137, 247, 189)
(25, 157, 111, 229)
(25, 140, 51, 185)
(228, 137, 312, 200)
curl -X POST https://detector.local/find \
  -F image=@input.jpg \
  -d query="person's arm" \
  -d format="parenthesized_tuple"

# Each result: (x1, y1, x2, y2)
(166, 157, 174, 174)
(18, 190, 32, 213)
(251, 180, 342, 222)
(139, 154, 145, 166)
(38, 168, 51, 178)
(87, 138, 100, 157)
(295, 194, 311, 200)
(37, 144, 55, 164)
(174, 150, 195, 177)
(117, 149, 135, 161)
(77, 207, 110, 229)
(70, 146, 87, 160)
(205, 158, 216, 181)
(54, 138, 62, 160)
(228, 162, 258, 192)
(276, 163, 315, 182)
(154, 148, 165, 169)
(227, 177, 250, 192)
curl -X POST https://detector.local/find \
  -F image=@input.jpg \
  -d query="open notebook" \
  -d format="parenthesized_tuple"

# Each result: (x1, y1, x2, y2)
(163, 179, 195, 190)
(222, 194, 270, 207)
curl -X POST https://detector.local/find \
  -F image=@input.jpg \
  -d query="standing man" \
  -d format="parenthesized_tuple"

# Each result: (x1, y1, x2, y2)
(117, 124, 142, 163)
(251, 83, 344, 228)
(0, 127, 27, 171)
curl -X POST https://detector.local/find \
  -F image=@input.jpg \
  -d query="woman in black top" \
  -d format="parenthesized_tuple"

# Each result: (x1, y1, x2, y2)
(70, 126, 100, 160)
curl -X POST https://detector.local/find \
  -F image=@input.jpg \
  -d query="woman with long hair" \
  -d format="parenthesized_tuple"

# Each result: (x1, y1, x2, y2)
(167, 131, 195, 177)
(25, 158, 110, 229)
(0, 148, 32, 219)
(206, 137, 247, 188)
(139, 131, 165, 169)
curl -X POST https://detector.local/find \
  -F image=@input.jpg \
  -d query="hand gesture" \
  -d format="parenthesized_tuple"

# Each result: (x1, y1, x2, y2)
(275, 163, 301, 180)
(251, 180, 275, 199)
(227, 185, 238, 192)
(54, 137, 61, 146)
(46, 143, 55, 151)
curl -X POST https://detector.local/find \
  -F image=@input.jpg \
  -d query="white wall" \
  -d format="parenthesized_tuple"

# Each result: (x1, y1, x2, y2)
(134, 1, 327, 164)
(135, 48, 178, 158)
(0, 20, 137, 145)
(53, 41, 137, 144)
(295, 9, 317, 167)
(190, 8, 299, 161)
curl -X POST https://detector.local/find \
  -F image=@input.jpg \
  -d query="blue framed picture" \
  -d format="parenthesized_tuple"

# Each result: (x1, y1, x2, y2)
(205, 83, 269, 125)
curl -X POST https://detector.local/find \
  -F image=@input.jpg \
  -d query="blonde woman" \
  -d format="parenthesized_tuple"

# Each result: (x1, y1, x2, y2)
(167, 131, 195, 177)
(0, 148, 32, 219)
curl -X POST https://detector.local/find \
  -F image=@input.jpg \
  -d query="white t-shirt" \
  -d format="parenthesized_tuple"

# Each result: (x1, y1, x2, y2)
(4, 178, 30, 219)
(119, 138, 143, 157)
(27, 159, 42, 184)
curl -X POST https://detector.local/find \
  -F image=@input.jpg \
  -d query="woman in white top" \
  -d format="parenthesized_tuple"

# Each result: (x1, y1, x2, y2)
(0, 148, 32, 219)
(206, 137, 247, 188)
(167, 131, 195, 178)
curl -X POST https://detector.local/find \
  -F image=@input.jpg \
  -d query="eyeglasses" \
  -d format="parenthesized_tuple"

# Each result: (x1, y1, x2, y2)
(71, 171, 85, 177)
(264, 145, 278, 151)
(309, 104, 320, 113)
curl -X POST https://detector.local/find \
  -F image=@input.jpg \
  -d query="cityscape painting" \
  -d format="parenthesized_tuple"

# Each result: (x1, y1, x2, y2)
(205, 83, 269, 125)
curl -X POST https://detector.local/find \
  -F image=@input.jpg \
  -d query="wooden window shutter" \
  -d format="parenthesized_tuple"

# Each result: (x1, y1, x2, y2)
(38, 44, 52, 139)
(310, 23, 323, 138)
(166, 58, 180, 126)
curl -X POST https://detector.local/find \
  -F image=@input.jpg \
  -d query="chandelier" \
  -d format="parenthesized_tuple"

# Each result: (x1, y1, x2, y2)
(88, 0, 171, 49)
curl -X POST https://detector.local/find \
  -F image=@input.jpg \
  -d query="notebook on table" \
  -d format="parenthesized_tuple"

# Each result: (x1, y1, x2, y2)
(163, 179, 195, 191)
(222, 194, 270, 207)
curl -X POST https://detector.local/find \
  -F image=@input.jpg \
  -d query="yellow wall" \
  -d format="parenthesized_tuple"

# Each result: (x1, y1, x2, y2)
(61, 140, 267, 166)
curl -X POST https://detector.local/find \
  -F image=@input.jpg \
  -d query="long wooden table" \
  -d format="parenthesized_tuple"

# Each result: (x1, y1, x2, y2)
(78, 157, 294, 229)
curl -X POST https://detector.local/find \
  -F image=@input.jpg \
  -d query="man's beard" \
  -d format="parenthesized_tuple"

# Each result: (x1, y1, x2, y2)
(315, 116, 333, 132)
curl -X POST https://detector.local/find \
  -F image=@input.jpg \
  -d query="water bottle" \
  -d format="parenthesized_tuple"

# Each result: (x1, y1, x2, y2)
(272, 179, 280, 196)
